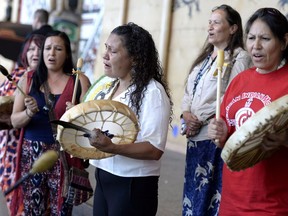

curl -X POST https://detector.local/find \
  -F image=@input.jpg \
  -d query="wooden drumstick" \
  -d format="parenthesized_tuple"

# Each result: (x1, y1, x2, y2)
(215, 50, 224, 144)
(216, 50, 224, 119)
(0, 64, 27, 96)
(4, 150, 59, 196)
(71, 58, 83, 105)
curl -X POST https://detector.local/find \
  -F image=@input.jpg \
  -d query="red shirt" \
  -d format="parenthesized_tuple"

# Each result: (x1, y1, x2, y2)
(220, 65, 288, 216)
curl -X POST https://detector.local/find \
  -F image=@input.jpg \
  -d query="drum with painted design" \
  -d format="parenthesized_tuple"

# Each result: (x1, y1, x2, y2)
(221, 94, 288, 171)
(57, 100, 139, 160)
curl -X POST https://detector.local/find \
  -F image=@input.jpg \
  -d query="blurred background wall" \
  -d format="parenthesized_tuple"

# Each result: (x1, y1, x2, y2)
(1, 0, 288, 148)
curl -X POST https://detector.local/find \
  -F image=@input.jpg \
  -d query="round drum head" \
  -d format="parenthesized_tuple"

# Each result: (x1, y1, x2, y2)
(57, 100, 139, 160)
(221, 94, 288, 171)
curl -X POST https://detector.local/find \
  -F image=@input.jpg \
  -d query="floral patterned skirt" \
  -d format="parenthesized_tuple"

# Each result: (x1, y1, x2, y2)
(182, 139, 223, 216)
(0, 129, 20, 213)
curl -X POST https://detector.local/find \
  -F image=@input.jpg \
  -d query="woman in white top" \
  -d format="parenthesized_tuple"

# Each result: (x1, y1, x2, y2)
(89, 22, 173, 216)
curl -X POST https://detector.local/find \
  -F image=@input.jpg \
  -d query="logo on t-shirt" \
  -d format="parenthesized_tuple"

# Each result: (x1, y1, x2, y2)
(235, 107, 254, 130)
(225, 92, 271, 129)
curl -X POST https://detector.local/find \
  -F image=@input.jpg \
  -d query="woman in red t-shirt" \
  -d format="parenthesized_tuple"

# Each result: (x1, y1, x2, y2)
(208, 7, 288, 216)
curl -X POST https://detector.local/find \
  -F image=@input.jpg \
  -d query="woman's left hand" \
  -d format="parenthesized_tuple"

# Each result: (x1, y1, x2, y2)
(89, 128, 114, 153)
(65, 101, 74, 111)
(262, 128, 288, 151)
(182, 111, 202, 137)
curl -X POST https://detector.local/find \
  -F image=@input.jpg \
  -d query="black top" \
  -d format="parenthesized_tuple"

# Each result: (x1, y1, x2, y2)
(31, 24, 54, 36)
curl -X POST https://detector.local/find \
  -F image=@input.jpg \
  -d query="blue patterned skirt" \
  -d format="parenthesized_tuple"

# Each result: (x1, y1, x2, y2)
(182, 139, 223, 216)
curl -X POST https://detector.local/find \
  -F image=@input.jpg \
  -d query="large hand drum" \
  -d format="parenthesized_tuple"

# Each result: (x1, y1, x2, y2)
(0, 96, 14, 129)
(57, 100, 139, 160)
(221, 94, 288, 171)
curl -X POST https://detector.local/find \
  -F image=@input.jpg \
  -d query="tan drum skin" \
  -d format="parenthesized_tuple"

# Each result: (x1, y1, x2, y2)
(221, 94, 288, 171)
(57, 100, 139, 160)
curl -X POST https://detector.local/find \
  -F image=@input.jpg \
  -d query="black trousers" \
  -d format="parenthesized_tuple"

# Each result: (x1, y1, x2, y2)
(93, 168, 159, 216)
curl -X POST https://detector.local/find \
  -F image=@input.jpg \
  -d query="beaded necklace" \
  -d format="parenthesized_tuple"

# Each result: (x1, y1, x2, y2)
(192, 53, 217, 96)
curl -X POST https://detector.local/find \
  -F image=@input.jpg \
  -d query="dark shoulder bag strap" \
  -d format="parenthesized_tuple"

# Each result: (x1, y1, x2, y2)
(42, 82, 69, 171)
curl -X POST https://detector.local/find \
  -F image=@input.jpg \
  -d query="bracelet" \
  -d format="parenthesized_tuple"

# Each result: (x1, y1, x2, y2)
(25, 109, 33, 118)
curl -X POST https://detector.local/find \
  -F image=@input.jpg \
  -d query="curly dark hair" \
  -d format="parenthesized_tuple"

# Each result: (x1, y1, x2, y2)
(111, 22, 173, 122)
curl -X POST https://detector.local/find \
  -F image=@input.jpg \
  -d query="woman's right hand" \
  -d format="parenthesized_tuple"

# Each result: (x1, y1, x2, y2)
(207, 118, 228, 148)
(182, 111, 202, 137)
(24, 96, 38, 115)
(262, 127, 288, 151)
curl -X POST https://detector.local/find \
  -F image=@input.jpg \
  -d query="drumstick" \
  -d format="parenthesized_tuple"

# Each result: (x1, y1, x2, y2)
(0, 64, 27, 96)
(4, 150, 59, 196)
(50, 120, 115, 139)
(71, 58, 83, 105)
(216, 50, 224, 119)
(215, 50, 224, 144)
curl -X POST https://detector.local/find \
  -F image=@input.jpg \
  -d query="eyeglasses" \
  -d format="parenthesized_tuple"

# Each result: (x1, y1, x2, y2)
(43, 93, 55, 114)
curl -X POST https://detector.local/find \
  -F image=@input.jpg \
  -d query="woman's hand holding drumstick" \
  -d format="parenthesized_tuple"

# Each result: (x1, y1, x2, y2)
(0, 64, 39, 115)
(24, 96, 39, 117)
(208, 118, 228, 148)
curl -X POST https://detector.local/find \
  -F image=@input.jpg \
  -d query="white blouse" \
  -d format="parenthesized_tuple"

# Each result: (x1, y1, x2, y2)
(90, 79, 171, 177)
